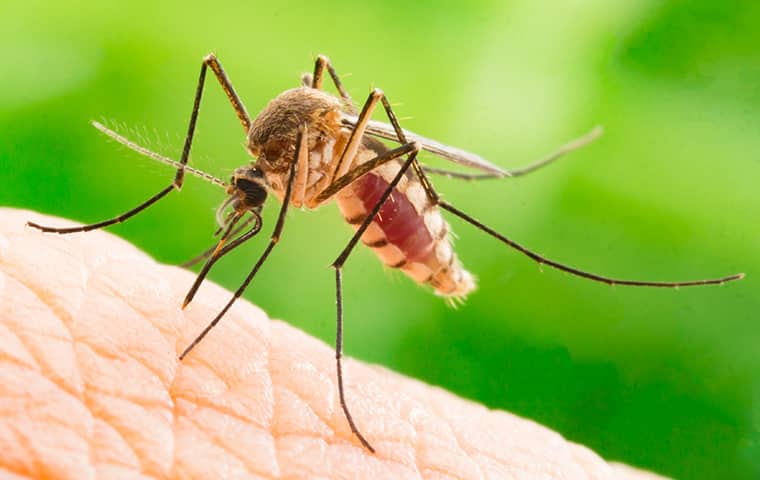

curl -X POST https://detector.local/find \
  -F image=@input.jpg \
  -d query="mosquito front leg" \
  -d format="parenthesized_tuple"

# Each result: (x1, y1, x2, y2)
(180, 213, 257, 268)
(180, 114, 306, 309)
(179, 126, 303, 360)
(27, 54, 250, 234)
(182, 211, 263, 309)
(201, 53, 251, 133)
(291, 125, 310, 208)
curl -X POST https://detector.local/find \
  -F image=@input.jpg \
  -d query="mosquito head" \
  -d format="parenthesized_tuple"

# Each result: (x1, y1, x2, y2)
(215, 166, 268, 230)
(229, 166, 268, 210)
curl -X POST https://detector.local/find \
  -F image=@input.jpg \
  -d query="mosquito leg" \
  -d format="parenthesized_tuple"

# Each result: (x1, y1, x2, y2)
(330, 145, 420, 452)
(182, 212, 263, 308)
(27, 185, 176, 234)
(175, 54, 251, 185)
(178, 126, 302, 360)
(180, 216, 256, 268)
(371, 93, 744, 287)
(311, 54, 354, 107)
(315, 142, 419, 203)
(28, 54, 249, 234)
(422, 126, 603, 180)
(326, 88, 434, 452)
(292, 124, 310, 208)
(181, 211, 243, 305)
(201, 53, 251, 132)
(437, 202, 744, 287)
(358, 95, 437, 199)
(330, 89, 384, 183)
(419, 168, 504, 181)
(422, 159, 744, 286)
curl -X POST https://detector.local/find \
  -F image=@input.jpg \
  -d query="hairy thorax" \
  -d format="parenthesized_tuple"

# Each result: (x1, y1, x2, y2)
(247, 87, 349, 206)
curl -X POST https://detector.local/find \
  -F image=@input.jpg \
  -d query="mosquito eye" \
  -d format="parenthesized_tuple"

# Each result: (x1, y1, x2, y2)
(235, 178, 268, 207)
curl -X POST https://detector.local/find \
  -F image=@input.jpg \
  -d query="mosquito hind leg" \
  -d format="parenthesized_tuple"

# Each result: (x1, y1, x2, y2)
(422, 126, 603, 181)
(436, 201, 744, 287)
(367, 91, 744, 288)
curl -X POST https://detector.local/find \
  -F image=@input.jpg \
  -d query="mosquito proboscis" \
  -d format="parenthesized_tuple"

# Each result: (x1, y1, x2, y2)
(28, 54, 745, 453)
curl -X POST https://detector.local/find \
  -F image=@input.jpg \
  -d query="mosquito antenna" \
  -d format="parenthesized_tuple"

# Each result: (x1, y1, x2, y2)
(91, 121, 228, 189)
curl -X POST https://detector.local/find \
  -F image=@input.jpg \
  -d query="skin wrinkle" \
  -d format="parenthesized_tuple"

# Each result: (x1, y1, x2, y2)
(172, 382, 273, 476)
(90, 408, 145, 474)
(0, 320, 40, 372)
(263, 317, 283, 479)
(438, 416, 485, 480)
(91, 419, 144, 473)
(1, 465, 31, 479)
(3, 373, 94, 479)
(1, 269, 97, 479)
(174, 355, 273, 435)
(419, 390, 486, 479)
(0, 208, 672, 480)
(4, 224, 166, 477)
(167, 361, 180, 480)
(80, 367, 152, 476)
(91, 283, 176, 388)
(273, 386, 333, 439)
(1, 270, 82, 399)
(7, 421, 42, 478)
(183, 414, 258, 478)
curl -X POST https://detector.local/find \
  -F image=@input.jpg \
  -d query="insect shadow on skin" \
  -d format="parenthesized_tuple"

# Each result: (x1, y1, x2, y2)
(27, 53, 745, 453)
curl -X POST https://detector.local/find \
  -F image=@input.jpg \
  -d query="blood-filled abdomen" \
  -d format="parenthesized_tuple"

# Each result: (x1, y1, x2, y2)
(335, 164, 475, 299)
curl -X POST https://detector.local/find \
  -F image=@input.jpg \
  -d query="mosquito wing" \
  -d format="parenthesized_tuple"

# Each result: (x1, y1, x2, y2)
(341, 115, 509, 176)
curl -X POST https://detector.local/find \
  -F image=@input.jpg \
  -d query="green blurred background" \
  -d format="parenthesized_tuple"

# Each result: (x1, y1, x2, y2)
(2, 1, 758, 478)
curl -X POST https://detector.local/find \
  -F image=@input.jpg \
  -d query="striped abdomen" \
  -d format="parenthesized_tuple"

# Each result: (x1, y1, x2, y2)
(334, 156, 475, 298)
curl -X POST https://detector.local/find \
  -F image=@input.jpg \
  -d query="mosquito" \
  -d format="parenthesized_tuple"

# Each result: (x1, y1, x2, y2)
(27, 54, 745, 453)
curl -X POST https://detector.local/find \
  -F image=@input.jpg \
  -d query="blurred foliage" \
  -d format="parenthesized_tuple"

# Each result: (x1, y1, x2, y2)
(1, 1, 759, 478)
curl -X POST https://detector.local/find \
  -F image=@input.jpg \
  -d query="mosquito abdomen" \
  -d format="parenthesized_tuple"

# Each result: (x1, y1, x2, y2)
(336, 163, 475, 299)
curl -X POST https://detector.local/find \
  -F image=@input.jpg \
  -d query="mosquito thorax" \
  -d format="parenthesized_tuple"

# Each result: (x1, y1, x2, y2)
(229, 166, 268, 210)
(246, 87, 344, 168)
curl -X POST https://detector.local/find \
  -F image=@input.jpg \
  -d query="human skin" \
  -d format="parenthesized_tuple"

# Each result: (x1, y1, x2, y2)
(0, 208, 668, 479)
